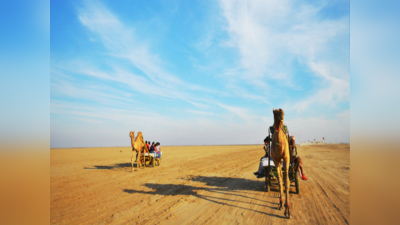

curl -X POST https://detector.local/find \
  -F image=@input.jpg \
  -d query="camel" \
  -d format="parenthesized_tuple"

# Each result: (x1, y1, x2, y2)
(129, 131, 148, 172)
(270, 108, 292, 219)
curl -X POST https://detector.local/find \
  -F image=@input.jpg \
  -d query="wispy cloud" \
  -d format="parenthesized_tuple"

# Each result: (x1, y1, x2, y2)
(78, 1, 206, 91)
(50, 0, 349, 147)
(52, 1, 227, 109)
(218, 0, 349, 109)
(287, 61, 349, 112)
(216, 102, 254, 120)
(187, 109, 215, 116)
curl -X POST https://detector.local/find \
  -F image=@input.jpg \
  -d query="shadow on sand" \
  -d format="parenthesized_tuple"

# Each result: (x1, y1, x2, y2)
(123, 175, 286, 218)
(84, 162, 141, 170)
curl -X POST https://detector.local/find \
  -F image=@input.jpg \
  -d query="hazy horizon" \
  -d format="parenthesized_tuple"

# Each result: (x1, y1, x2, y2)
(50, 142, 350, 149)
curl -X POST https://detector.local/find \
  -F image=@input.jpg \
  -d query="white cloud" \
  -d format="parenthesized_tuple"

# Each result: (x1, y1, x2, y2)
(286, 61, 349, 112)
(187, 110, 215, 116)
(51, 75, 138, 106)
(50, 0, 350, 147)
(78, 1, 209, 92)
(216, 102, 254, 120)
(218, 0, 349, 110)
(52, 1, 225, 109)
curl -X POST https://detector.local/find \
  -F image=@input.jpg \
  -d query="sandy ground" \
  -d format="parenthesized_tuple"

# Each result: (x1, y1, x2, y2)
(50, 144, 349, 224)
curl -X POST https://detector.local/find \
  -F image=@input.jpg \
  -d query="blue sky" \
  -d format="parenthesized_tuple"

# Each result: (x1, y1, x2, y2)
(0, 0, 49, 144)
(50, 0, 349, 148)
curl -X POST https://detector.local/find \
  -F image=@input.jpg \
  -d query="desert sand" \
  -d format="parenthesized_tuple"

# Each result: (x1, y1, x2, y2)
(50, 144, 349, 224)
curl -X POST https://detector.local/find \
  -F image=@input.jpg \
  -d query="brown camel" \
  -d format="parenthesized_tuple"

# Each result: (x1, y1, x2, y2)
(129, 131, 148, 172)
(270, 108, 292, 219)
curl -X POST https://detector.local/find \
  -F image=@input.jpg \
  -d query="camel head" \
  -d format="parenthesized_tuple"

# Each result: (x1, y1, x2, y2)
(273, 108, 285, 127)
(129, 131, 135, 138)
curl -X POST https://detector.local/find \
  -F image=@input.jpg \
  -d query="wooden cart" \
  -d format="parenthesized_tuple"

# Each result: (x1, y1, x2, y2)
(141, 152, 161, 167)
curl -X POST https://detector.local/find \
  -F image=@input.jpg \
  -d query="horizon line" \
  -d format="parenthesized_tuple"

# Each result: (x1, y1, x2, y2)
(50, 142, 350, 149)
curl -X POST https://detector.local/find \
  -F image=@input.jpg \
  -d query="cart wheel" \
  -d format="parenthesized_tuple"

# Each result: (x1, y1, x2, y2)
(151, 158, 155, 167)
(265, 167, 270, 192)
(141, 157, 145, 167)
(157, 159, 161, 166)
(295, 171, 300, 194)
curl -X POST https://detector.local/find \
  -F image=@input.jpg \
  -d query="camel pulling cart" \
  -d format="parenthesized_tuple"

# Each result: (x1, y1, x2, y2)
(265, 126, 300, 194)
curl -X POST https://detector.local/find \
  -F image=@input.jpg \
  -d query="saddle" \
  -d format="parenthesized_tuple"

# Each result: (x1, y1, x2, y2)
(269, 125, 288, 135)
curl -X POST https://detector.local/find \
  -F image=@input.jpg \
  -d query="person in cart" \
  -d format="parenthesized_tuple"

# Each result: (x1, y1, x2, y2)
(289, 136, 308, 181)
(253, 136, 276, 178)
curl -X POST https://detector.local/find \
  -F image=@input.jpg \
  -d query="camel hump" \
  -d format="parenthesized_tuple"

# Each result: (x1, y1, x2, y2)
(134, 131, 142, 141)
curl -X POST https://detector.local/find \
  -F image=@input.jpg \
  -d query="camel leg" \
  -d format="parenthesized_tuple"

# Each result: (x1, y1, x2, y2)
(137, 151, 141, 170)
(140, 151, 144, 169)
(135, 150, 139, 171)
(275, 161, 284, 210)
(283, 159, 291, 218)
(131, 151, 135, 172)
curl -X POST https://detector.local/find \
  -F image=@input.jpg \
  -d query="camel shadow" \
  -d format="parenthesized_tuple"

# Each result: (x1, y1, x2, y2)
(123, 176, 287, 219)
(84, 163, 137, 170)
(183, 175, 296, 194)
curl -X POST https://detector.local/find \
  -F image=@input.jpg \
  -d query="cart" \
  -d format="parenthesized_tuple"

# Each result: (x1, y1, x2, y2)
(264, 126, 300, 194)
(141, 152, 161, 167)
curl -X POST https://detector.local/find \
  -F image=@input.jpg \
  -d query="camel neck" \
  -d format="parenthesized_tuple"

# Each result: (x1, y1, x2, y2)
(273, 123, 286, 146)
(274, 121, 282, 130)
(130, 136, 135, 147)
(275, 128, 282, 144)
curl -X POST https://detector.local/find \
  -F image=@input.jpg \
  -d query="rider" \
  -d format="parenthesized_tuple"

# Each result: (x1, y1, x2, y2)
(289, 136, 308, 181)
(253, 136, 273, 178)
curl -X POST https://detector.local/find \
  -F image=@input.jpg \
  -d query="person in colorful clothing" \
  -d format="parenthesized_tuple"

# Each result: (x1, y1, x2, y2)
(156, 142, 162, 159)
(289, 136, 308, 181)
(149, 142, 155, 154)
(146, 141, 151, 152)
